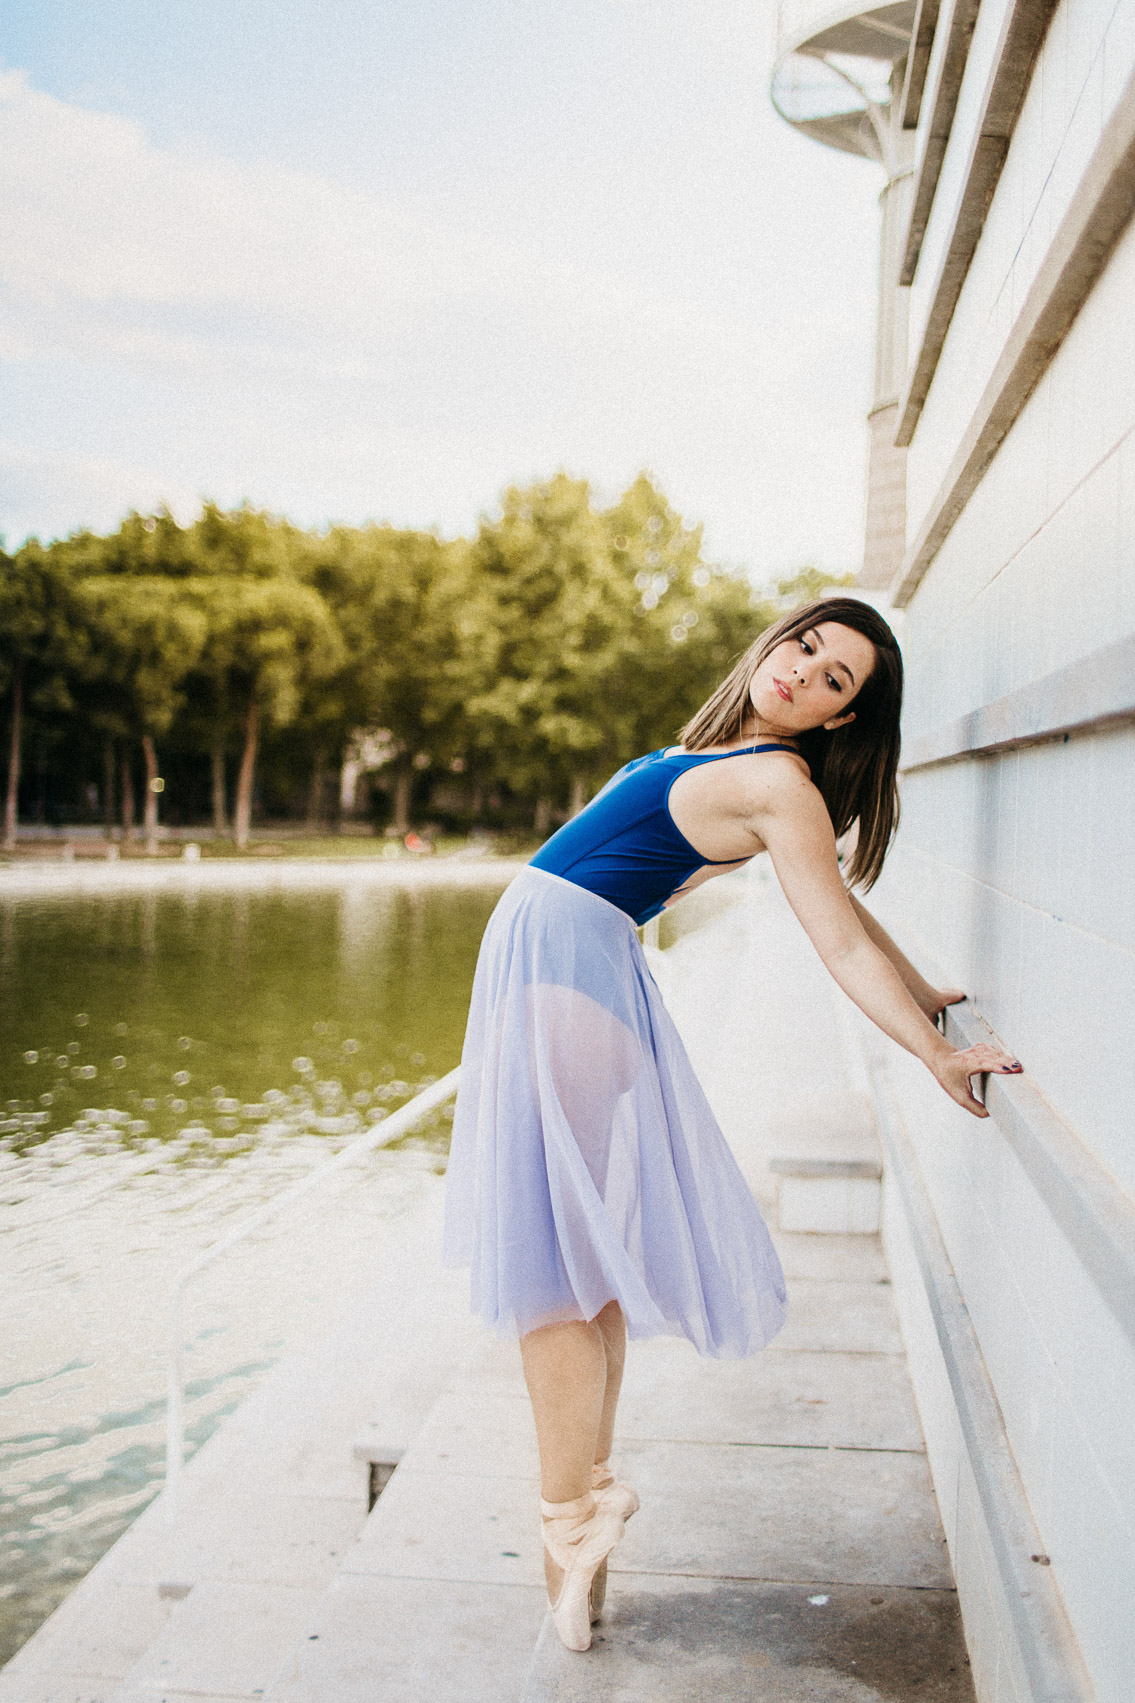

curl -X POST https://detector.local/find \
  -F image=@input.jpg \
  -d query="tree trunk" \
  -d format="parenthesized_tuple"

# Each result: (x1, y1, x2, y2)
(470, 783, 484, 820)
(533, 795, 552, 839)
(33, 738, 46, 826)
(569, 773, 588, 818)
(211, 735, 228, 834)
(141, 734, 160, 855)
(103, 736, 116, 838)
(121, 749, 136, 840)
(234, 698, 259, 849)
(4, 663, 22, 851)
(306, 748, 327, 832)
(392, 768, 412, 837)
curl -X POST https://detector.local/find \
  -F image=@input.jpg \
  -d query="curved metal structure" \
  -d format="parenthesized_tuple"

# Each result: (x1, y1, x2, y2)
(771, 0, 919, 588)
(772, 0, 915, 167)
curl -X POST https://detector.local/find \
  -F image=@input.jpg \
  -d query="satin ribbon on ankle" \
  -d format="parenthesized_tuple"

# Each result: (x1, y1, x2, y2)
(541, 1491, 595, 1520)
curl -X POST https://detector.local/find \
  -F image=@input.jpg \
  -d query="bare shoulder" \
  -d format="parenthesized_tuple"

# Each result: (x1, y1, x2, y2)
(678, 749, 823, 844)
(716, 747, 816, 811)
(668, 746, 824, 861)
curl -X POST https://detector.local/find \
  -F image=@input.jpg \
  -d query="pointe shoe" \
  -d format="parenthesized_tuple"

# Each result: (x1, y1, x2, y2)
(589, 1556, 609, 1625)
(592, 1459, 640, 1520)
(588, 1464, 639, 1624)
(541, 1491, 631, 1651)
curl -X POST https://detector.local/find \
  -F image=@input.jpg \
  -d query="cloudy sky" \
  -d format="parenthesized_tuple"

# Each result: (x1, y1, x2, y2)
(0, 0, 882, 579)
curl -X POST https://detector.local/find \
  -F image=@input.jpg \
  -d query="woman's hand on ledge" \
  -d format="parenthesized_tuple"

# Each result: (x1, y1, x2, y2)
(931, 1043, 1023, 1117)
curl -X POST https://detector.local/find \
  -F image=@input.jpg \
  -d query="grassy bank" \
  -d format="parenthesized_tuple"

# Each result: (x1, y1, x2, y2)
(1, 830, 541, 863)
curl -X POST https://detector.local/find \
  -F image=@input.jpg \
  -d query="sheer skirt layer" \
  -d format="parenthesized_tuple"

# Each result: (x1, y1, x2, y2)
(443, 867, 786, 1358)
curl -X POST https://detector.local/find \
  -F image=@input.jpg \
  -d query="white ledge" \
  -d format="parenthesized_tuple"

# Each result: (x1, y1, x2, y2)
(866, 1049, 1094, 1702)
(900, 633, 1135, 769)
(942, 998, 1135, 1355)
(897, 0, 1059, 430)
(893, 61, 1135, 605)
(900, 0, 944, 128)
(899, 0, 982, 285)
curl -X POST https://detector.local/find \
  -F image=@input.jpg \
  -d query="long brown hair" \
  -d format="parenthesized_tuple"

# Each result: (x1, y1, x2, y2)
(679, 596, 903, 890)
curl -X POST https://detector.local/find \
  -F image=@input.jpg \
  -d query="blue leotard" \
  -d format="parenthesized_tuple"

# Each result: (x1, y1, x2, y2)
(529, 743, 791, 925)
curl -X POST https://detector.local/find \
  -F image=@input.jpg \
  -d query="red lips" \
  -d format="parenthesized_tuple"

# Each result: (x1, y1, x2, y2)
(774, 678, 793, 703)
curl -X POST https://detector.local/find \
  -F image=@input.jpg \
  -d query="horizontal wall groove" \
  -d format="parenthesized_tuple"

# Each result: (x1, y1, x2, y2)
(878, 846, 1135, 960)
(893, 61, 1135, 606)
(942, 1001, 1135, 1355)
(901, 0, 982, 283)
(897, 0, 1060, 436)
(901, 0, 945, 127)
(899, 632, 1135, 768)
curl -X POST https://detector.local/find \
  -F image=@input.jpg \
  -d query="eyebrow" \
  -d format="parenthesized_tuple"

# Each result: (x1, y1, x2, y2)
(808, 627, 855, 686)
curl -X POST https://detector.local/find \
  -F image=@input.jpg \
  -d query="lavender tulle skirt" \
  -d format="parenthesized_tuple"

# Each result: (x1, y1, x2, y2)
(443, 867, 786, 1357)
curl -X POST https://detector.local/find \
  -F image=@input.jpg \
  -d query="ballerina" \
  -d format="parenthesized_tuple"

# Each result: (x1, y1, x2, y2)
(444, 595, 1020, 1651)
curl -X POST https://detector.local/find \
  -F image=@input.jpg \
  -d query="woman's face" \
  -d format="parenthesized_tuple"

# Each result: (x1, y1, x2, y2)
(747, 621, 877, 737)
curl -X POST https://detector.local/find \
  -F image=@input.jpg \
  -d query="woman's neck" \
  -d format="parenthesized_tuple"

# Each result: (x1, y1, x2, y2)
(742, 714, 799, 747)
(686, 726, 800, 756)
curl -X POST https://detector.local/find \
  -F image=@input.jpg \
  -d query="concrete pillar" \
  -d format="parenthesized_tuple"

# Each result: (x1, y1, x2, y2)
(861, 116, 914, 591)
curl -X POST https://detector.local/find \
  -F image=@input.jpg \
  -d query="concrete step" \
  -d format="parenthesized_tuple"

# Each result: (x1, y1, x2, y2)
(263, 1332, 546, 1703)
(522, 1575, 972, 1703)
(520, 1254, 973, 1702)
(258, 1224, 975, 1703)
(771, 1154, 884, 1235)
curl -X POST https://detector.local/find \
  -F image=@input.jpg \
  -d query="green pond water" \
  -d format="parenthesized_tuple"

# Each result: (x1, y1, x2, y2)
(0, 870, 506, 1668)
(0, 878, 500, 1150)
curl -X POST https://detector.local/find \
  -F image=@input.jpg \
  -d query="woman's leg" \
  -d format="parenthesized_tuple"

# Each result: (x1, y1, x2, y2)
(594, 1301, 626, 1468)
(521, 1316, 607, 1610)
(520, 1317, 607, 1502)
(521, 1307, 632, 1632)
(519, 1302, 627, 1497)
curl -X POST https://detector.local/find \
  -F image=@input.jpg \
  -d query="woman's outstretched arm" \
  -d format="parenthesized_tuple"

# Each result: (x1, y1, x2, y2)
(750, 770, 1021, 1117)
(847, 894, 965, 1023)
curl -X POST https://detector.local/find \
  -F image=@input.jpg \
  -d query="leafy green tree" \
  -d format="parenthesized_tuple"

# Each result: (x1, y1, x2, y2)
(459, 474, 641, 830)
(599, 474, 775, 767)
(76, 576, 208, 850)
(193, 572, 342, 847)
(41, 510, 204, 835)
(3, 481, 786, 841)
(775, 566, 856, 607)
(0, 542, 86, 848)
(179, 505, 332, 837)
(310, 526, 466, 834)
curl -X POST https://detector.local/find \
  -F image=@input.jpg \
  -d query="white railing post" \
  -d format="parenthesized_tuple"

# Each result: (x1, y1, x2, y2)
(163, 1065, 461, 1522)
(165, 1283, 186, 1516)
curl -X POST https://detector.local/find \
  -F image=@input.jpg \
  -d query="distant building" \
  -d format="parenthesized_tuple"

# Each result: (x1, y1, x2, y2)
(772, 4, 1135, 1700)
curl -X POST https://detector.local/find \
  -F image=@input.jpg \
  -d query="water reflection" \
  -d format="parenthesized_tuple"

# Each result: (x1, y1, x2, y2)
(0, 881, 498, 1154)
(0, 872, 504, 1668)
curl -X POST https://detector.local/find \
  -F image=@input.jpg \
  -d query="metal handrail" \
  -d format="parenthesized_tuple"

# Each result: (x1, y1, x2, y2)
(164, 1065, 461, 1519)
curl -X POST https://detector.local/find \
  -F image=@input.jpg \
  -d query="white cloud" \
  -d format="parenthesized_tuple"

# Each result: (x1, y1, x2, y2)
(0, 69, 516, 361)
(0, 60, 880, 571)
(1, 68, 750, 374)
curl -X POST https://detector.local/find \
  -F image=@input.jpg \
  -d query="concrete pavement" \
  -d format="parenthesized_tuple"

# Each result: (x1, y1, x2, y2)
(1, 868, 977, 1702)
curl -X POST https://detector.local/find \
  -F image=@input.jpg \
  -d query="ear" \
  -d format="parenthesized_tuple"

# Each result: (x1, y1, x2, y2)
(823, 710, 856, 732)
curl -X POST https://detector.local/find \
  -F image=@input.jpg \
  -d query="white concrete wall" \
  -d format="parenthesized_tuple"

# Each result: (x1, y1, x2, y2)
(906, 0, 1135, 526)
(868, 0, 1135, 1698)
(870, 1016, 1135, 1701)
(880, 1164, 1054, 1703)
